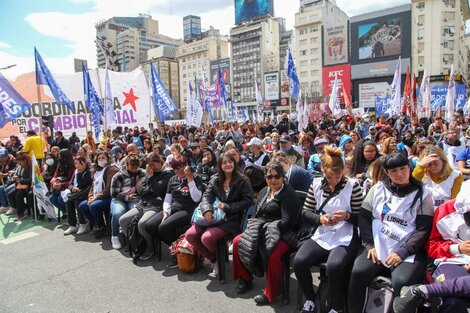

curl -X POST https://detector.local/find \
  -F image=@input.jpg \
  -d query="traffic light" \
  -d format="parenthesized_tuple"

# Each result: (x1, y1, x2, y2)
(41, 115, 54, 128)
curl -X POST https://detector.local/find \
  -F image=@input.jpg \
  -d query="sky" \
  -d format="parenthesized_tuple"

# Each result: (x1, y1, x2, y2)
(0, 0, 414, 79)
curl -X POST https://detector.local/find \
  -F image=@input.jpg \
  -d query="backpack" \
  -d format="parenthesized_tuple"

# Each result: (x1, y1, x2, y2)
(127, 216, 146, 264)
(364, 276, 394, 313)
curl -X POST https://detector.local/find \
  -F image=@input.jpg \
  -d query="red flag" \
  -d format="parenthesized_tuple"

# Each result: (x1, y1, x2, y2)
(401, 67, 410, 114)
(410, 73, 417, 118)
(342, 84, 354, 117)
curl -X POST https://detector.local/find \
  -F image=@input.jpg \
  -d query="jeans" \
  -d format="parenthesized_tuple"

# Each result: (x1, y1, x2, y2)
(0, 184, 15, 207)
(49, 192, 66, 213)
(110, 199, 138, 236)
(79, 198, 111, 227)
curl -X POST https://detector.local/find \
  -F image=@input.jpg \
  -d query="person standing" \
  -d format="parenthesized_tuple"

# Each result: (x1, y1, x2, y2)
(23, 130, 46, 166)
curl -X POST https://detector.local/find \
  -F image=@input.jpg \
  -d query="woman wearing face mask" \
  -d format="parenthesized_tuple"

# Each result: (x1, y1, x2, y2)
(63, 156, 92, 235)
(295, 146, 364, 313)
(42, 153, 58, 189)
(79, 151, 119, 239)
(49, 149, 76, 218)
(413, 146, 463, 210)
(109, 154, 146, 249)
(348, 153, 434, 313)
(270, 132, 280, 152)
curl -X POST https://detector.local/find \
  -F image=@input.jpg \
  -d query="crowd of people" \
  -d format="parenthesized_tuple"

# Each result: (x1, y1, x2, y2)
(1, 109, 470, 312)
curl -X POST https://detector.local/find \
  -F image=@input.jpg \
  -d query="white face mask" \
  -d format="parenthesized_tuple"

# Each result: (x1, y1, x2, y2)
(46, 159, 54, 166)
(98, 160, 107, 168)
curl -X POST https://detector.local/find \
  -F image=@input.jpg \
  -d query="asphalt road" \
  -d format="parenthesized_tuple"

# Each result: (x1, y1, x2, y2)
(0, 221, 318, 313)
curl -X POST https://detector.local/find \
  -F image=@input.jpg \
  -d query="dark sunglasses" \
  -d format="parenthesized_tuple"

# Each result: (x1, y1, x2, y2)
(265, 174, 283, 180)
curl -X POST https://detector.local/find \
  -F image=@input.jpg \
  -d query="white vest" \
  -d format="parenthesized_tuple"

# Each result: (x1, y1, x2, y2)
(442, 142, 465, 170)
(311, 178, 355, 250)
(93, 168, 106, 198)
(371, 182, 428, 266)
(434, 212, 470, 266)
(424, 169, 460, 209)
(253, 153, 268, 167)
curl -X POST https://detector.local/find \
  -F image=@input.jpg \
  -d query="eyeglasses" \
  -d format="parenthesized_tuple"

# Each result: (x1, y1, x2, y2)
(265, 174, 283, 180)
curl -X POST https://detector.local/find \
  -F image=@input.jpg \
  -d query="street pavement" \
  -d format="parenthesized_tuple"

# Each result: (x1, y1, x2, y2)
(0, 215, 320, 313)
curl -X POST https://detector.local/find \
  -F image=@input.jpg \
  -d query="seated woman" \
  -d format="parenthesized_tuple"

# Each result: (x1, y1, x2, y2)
(109, 154, 146, 249)
(49, 149, 76, 217)
(185, 153, 253, 276)
(195, 147, 218, 186)
(232, 162, 301, 306)
(63, 156, 92, 235)
(42, 152, 58, 190)
(294, 146, 364, 313)
(6, 152, 32, 221)
(144, 158, 205, 267)
(413, 146, 463, 209)
(79, 151, 119, 239)
(119, 153, 174, 260)
(394, 180, 470, 313)
(0, 148, 16, 213)
(350, 139, 380, 184)
(348, 153, 434, 313)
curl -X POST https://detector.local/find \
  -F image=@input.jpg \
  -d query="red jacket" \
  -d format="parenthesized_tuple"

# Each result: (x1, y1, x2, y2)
(426, 199, 458, 259)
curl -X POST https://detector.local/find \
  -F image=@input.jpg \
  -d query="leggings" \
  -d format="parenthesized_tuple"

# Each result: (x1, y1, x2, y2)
(294, 236, 360, 310)
(144, 210, 192, 246)
(120, 208, 159, 254)
(185, 225, 228, 262)
(348, 246, 426, 313)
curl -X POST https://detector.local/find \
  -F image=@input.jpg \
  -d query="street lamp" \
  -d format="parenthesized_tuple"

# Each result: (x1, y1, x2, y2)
(0, 64, 16, 70)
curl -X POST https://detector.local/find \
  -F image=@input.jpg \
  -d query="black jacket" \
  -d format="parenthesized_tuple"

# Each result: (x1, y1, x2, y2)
(200, 174, 253, 234)
(136, 168, 174, 211)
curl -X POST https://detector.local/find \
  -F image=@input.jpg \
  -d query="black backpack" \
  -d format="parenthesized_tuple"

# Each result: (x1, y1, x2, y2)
(127, 216, 146, 264)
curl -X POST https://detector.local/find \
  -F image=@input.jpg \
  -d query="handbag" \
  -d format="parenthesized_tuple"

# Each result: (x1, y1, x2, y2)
(191, 198, 227, 228)
(67, 187, 90, 201)
(364, 276, 394, 313)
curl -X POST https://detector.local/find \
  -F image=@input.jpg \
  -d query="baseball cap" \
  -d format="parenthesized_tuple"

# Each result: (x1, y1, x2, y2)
(314, 138, 328, 146)
(280, 135, 292, 142)
(246, 137, 263, 146)
(111, 146, 123, 157)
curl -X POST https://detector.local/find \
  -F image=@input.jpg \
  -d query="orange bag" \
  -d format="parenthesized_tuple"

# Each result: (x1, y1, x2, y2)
(176, 252, 199, 273)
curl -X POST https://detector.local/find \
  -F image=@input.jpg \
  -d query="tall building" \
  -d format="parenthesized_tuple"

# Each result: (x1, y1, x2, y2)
(95, 14, 183, 72)
(230, 17, 280, 110)
(144, 46, 180, 117)
(177, 27, 229, 113)
(411, 0, 469, 83)
(183, 15, 202, 43)
(294, 0, 349, 101)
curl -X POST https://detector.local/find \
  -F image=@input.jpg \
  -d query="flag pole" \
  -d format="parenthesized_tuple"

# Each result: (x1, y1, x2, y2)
(147, 64, 153, 126)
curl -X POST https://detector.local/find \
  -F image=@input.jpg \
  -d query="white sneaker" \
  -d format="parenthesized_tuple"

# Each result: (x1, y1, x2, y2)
(302, 300, 315, 312)
(63, 226, 78, 235)
(208, 262, 219, 278)
(76, 223, 90, 235)
(111, 236, 122, 250)
(0, 206, 10, 213)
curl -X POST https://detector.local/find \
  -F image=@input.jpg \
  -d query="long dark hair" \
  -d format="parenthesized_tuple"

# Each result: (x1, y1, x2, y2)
(351, 139, 380, 176)
(57, 149, 75, 176)
(217, 152, 244, 193)
(15, 151, 32, 175)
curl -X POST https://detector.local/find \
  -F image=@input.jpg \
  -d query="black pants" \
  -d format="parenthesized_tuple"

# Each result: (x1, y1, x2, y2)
(66, 198, 87, 226)
(294, 235, 360, 310)
(348, 246, 427, 313)
(7, 188, 29, 217)
(144, 210, 191, 246)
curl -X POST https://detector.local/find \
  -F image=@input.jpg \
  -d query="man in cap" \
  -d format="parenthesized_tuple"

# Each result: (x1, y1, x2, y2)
(280, 135, 304, 168)
(358, 114, 372, 138)
(307, 137, 328, 176)
(112, 146, 126, 169)
(394, 181, 470, 313)
(247, 137, 270, 167)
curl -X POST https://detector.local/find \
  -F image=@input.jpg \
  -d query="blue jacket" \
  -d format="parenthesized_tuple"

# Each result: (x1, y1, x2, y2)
(287, 164, 313, 192)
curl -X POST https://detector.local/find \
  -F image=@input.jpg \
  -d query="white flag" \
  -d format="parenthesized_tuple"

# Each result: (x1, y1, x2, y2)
(463, 98, 470, 116)
(328, 74, 341, 116)
(418, 69, 431, 119)
(445, 64, 456, 124)
(31, 152, 56, 219)
(104, 68, 115, 128)
(389, 57, 402, 116)
(185, 83, 203, 127)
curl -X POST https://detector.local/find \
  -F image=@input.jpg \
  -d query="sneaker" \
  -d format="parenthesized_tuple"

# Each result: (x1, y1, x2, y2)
(13, 214, 25, 222)
(76, 223, 90, 235)
(393, 285, 426, 313)
(63, 226, 78, 235)
(111, 236, 122, 249)
(208, 262, 219, 278)
(166, 256, 178, 269)
(301, 300, 316, 313)
(5, 207, 17, 216)
(0, 206, 9, 213)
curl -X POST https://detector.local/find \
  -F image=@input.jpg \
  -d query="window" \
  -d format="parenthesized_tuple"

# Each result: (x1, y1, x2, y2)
(311, 58, 319, 65)
(310, 14, 318, 21)
(417, 29, 424, 40)
(300, 71, 308, 78)
(301, 82, 309, 90)
(310, 37, 318, 44)
(417, 2, 425, 9)
(418, 42, 424, 52)
(300, 60, 308, 67)
(418, 15, 424, 25)
(310, 48, 319, 55)
(311, 70, 319, 77)
(299, 28, 308, 35)
(310, 27, 319, 33)
(418, 56, 424, 65)
(300, 50, 307, 56)
(300, 39, 307, 46)
(299, 17, 307, 24)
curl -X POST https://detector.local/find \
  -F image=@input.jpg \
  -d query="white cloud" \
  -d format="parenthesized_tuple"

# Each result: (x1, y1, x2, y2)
(0, 41, 12, 49)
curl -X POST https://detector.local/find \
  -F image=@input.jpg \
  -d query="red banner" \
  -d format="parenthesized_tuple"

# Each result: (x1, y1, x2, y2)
(322, 64, 351, 104)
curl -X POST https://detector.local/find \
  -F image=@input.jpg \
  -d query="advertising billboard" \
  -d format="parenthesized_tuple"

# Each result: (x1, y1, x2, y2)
(322, 64, 351, 104)
(264, 72, 280, 101)
(358, 81, 391, 108)
(235, 0, 274, 25)
(280, 70, 290, 99)
(351, 58, 410, 80)
(209, 58, 231, 85)
(322, 21, 349, 66)
(350, 6, 411, 65)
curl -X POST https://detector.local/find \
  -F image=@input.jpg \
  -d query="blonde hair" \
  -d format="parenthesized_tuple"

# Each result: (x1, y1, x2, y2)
(321, 146, 344, 175)
(368, 156, 387, 186)
(380, 137, 398, 155)
(421, 146, 453, 179)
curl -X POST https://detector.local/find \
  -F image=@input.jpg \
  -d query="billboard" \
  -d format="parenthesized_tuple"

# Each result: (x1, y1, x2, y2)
(359, 82, 391, 108)
(264, 72, 279, 101)
(322, 21, 349, 66)
(322, 64, 351, 104)
(209, 58, 231, 85)
(280, 70, 290, 99)
(350, 7, 411, 65)
(351, 58, 410, 79)
(235, 0, 274, 25)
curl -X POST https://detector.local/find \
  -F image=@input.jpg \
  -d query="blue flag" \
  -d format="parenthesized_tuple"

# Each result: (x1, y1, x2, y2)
(82, 63, 102, 139)
(150, 63, 176, 123)
(218, 65, 227, 107)
(375, 95, 392, 117)
(35, 48, 75, 112)
(0, 71, 32, 128)
(286, 50, 300, 100)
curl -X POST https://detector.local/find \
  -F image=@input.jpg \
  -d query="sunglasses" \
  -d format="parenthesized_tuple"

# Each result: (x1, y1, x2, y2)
(265, 174, 283, 180)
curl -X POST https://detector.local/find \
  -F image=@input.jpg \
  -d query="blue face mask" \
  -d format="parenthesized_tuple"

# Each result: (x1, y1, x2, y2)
(280, 147, 290, 153)
(265, 137, 271, 144)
